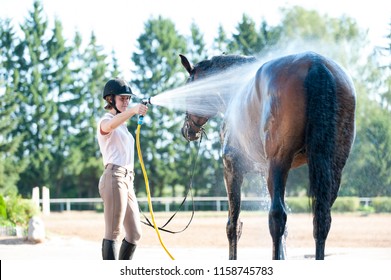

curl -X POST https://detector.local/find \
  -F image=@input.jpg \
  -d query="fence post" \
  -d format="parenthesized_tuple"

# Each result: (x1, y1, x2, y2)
(165, 201, 170, 212)
(216, 200, 221, 211)
(32, 186, 40, 211)
(42, 186, 50, 215)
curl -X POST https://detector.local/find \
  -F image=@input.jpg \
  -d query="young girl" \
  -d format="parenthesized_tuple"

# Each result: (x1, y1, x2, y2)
(97, 78, 148, 260)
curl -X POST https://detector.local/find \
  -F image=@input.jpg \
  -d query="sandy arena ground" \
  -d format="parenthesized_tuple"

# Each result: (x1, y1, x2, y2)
(1, 211, 391, 260)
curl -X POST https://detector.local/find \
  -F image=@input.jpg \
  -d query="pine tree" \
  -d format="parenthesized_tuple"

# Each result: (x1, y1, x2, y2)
(213, 24, 229, 54)
(226, 14, 281, 56)
(7, 1, 84, 197)
(0, 19, 26, 195)
(188, 21, 208, 61)
(228, 14, 261, 55)
(0, 19, 24, 195)
(9, 2, 57, 195)
(64, 32, 108, 198)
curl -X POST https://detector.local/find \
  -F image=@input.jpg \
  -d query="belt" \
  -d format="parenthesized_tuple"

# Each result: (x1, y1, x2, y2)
(105, 163, 134, 177)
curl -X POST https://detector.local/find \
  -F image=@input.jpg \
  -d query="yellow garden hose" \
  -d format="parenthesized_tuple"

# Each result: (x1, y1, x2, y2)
(136, 123, 175, 260)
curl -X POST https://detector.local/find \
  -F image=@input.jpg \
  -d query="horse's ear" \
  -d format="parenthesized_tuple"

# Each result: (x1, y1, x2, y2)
(179, 54, 193, 74)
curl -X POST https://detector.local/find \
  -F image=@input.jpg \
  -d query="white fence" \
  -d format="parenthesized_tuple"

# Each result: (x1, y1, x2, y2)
(40, 196, 373, 213)
(43, 196, 270, 212)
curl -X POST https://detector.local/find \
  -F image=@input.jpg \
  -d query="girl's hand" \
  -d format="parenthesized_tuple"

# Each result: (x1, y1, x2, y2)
(134, 104, 148, 116)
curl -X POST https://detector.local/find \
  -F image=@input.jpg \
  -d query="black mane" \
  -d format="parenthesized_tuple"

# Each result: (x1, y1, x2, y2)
(194, 55, 256, 74)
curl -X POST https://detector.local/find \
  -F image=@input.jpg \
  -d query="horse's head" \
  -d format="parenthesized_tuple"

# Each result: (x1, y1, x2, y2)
(179, 54, 257, 141)
(179, 54, 212, 141)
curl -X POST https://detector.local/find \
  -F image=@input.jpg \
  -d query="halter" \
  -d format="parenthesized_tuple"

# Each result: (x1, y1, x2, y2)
(183, 112, 208, 140)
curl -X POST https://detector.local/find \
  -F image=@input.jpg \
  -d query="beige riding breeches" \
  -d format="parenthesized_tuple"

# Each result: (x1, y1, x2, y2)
(98, 164, 142, 244)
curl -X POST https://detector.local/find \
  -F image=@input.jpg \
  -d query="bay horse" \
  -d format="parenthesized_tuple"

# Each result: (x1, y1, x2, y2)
(179, 51, 356, 260)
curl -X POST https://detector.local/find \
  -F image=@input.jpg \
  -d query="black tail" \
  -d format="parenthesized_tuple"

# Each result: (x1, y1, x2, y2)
(304, 57, 337, 239)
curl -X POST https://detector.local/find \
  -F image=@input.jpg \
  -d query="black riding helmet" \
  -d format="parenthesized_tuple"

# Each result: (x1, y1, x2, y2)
(103, 78, 136, 114)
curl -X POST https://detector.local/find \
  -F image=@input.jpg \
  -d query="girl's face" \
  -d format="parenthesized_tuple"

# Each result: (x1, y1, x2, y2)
(115, 95, 131, 112)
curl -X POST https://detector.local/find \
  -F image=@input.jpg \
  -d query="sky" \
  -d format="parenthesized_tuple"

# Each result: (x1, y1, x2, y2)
(1, 0, 390, 78)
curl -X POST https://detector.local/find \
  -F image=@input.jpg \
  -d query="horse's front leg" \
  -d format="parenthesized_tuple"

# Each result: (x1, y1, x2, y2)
(223, 153, 244, 260)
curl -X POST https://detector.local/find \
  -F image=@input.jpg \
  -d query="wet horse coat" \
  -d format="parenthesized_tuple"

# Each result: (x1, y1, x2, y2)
(180, 52, 356, 260)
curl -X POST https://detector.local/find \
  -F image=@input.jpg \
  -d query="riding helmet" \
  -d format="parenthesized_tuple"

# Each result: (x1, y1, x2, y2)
(102, 78, 136, 99)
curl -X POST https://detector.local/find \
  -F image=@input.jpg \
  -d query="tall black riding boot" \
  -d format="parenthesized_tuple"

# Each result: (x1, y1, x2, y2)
(119, 238, 137, 260)
(102, 239, 119, 260)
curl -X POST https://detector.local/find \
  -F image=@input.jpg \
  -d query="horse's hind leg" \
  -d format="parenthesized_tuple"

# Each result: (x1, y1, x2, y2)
(314, 166, 343, 260)
(223, 153, 244, 260)
(267, 161, 289, 260)
(312, 196, 332, 260)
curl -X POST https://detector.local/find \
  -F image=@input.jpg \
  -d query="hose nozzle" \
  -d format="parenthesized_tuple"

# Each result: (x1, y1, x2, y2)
(141, 97, 152, 105)
(138, 97, 151, 125)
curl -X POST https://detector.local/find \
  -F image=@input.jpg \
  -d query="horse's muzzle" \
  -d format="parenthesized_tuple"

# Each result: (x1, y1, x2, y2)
(181, 125, 199, 141)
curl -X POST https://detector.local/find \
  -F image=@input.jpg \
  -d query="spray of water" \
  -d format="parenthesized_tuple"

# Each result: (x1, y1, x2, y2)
(146, 54, 276, 168)
(149, 61, 263, 116)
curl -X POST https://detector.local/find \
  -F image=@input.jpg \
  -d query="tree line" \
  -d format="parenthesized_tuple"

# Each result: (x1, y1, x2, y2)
(0, 1, 390, 199)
